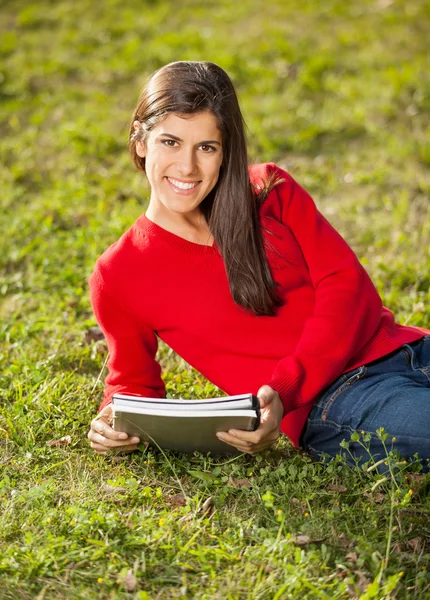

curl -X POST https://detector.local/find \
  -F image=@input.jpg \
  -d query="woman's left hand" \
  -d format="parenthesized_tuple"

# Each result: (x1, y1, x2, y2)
(216, 385, 284, 454)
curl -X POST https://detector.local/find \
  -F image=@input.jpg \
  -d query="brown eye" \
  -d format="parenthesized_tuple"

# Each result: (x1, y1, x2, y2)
(162, 139, 178, 147)
(200, 145, 216, 153)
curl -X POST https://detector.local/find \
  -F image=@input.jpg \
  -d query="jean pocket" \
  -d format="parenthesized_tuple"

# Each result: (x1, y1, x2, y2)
(401, 336, 430, 373)
(318, 366, 368, 422)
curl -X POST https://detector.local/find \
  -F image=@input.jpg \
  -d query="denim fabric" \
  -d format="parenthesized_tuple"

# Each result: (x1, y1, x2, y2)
(300, 335, 430, 470)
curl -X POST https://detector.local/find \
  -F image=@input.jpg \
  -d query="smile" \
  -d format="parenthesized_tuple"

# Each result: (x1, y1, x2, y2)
(166, 177, 201, 194)
(167, 177, 200, 191)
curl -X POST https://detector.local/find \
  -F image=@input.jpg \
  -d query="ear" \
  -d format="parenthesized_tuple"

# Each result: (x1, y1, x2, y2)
(133, 120, 146, 158)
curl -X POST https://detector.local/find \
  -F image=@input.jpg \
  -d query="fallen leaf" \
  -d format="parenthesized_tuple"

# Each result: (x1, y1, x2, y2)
(407, 537, 422, 552)
(406, 473, 425, 484)
(123, 569, 138, 592)
(345, 552, 359, 563)
(335, 532, 354, 548)
(46, 435, 72, 447)
(363, 490, 385, 504)
(199, 497, 214, 516)
(290, 535, 327, 546)
(406, 473, 427, 492)
(228, 476, 251, 488)
(354, 570, 371, 593)
(84, 326, 104, 343)
(327, 484, 348, 493)
(167, 493, 187, 506)
(101, 483, 128, 494)
(250, 561, 274, 573)
(393, 542, 404, 554)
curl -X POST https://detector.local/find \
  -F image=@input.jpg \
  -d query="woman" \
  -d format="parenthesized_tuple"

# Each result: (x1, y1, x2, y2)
(88, 61, 430, 468)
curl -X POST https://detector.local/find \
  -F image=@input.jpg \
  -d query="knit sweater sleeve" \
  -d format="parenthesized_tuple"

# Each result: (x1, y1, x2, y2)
(267, 164, 383, 413)
(89, 266, 165, 411)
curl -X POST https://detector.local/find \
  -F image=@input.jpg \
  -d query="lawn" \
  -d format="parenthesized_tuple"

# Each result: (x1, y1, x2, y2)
(0, 0, 429, 598)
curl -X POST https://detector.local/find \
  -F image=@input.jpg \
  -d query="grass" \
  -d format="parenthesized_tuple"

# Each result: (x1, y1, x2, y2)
(1, 0, 430, 597)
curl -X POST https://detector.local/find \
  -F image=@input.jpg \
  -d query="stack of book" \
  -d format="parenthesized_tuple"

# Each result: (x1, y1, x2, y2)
(112, 393, 260, 455)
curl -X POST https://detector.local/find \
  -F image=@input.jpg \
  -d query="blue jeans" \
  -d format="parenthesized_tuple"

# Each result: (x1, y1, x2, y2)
(300, 335, 430, 470)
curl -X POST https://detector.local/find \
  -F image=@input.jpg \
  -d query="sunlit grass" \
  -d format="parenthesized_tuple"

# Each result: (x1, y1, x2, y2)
(1, 0, 429, 598)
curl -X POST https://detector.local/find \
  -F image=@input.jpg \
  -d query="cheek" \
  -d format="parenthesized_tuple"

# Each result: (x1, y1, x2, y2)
(209, 159, 222, 182)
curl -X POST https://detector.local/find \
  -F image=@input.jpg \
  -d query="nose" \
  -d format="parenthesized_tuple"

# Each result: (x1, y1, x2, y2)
(176, 147, 198, 177)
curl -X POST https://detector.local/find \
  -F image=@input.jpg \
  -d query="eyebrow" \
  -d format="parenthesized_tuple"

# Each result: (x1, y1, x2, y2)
(157, 133, 221, 145)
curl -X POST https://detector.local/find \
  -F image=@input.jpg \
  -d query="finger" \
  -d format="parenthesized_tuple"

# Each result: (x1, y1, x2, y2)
(226, 423, 272, 443)
(89, 431, 140, 448)
(89, 441, 108, 454)
(90, 441, 139, 455)
(216, 432, 254, 453)
(91, 419, 138, 443)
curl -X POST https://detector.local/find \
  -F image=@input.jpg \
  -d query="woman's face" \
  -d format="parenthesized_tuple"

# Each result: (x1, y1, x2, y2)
(134, 111, 223, 219)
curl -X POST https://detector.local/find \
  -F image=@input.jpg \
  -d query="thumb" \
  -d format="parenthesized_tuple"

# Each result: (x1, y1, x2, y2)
(96, 403, 113, 422)
(257, 385, 276, 408)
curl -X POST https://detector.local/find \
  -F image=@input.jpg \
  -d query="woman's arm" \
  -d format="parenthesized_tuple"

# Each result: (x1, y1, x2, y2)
(267, 164, 383, 413)
(87, 266, 165, 453)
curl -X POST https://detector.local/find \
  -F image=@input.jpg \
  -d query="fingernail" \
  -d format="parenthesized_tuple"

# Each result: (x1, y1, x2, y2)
(118, 433, 128, 439)
(132, 437, 140, 443)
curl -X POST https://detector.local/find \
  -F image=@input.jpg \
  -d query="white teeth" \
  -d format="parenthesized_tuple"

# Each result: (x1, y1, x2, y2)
(167, 177, 199, 190)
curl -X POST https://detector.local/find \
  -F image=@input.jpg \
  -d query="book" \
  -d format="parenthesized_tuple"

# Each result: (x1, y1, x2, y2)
(112, 393, 261, 455)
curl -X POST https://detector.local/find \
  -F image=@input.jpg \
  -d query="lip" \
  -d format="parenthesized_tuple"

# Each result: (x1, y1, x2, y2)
(167, 176, 200, 184)
(165, 176, 202, 195)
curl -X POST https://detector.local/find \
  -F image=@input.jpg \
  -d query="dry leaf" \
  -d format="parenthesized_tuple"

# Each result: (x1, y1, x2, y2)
(199, 497, 214, 516)
(345, 551, 359, 563)
(46, 435, 72, 447)
(327, 484, 348, 493)
(354, 570, 371, 593)
(101, 483, 128, 494)
(407, 537, 421, 552)
(406, 472, 426, 492)
(84, 326, 104, 343)
(406, 473, 425, 484)
(228, 476, 252, 488)
(337, 532, 354, 548)
(363, 490, 385, 504)
(290, 535, 327, 546)
(167, 493, 187, 506)
(250, 561, 274, 573)
(123, 569, 138, 592)
(393, 542, 404, 554)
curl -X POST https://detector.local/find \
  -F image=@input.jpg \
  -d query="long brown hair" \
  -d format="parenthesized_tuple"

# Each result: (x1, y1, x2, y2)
(129, 61, 283, 316)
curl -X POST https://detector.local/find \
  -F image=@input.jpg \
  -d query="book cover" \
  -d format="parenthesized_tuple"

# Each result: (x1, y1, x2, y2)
(112, 393, 260, 455)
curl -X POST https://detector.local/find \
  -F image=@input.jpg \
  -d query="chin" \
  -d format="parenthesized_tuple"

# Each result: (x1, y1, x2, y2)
(163, 199, 202, 213)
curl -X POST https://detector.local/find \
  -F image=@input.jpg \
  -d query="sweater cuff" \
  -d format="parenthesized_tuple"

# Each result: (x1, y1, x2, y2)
(267, 374, 300, 415)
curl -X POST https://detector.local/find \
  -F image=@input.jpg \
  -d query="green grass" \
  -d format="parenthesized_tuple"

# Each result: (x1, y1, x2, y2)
(1, 0, 430, 597)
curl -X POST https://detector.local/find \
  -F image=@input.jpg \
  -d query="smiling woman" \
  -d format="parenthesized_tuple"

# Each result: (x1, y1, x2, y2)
(132, 111, 224, 245)
(87, 61, 430, 470)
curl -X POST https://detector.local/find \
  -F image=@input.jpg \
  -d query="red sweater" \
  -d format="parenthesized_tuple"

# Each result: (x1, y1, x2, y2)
(89, 163, 427, 447)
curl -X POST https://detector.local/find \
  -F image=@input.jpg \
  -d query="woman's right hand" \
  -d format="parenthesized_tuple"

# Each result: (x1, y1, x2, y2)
(88, 403, 140, 454)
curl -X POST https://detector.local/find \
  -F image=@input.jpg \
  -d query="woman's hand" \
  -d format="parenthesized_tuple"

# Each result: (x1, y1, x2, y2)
(88, 403, 140, 455)
(216, 385, 284, 454)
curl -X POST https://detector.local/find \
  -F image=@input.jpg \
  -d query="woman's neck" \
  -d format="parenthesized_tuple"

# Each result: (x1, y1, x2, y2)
(145, 204, 214, 246)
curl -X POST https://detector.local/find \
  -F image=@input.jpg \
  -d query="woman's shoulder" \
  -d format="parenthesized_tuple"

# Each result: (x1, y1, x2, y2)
(248, 163, 295, 221)
(90, 216, 152, 285)
(248, 162, 292, 187)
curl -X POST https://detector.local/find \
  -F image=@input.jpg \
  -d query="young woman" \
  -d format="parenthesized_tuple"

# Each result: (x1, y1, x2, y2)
(87, 61, 430, 469)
